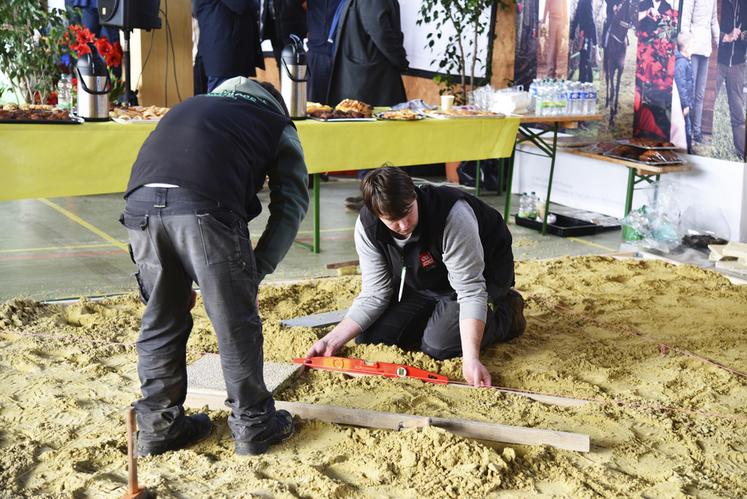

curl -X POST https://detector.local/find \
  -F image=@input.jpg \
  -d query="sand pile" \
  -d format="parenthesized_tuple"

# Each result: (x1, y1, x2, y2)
(0, 256, 745, 497)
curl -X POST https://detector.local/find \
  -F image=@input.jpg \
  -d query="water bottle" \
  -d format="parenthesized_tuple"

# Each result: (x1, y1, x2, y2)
(528, 191, 538, 219)
(518, 193, 528, 218)
(589, 85, 598, 115)
(57, 74, 72, 111)
(529, 79, 538, 113)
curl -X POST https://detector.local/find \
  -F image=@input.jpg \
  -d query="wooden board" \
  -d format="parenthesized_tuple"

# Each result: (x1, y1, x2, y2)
(280, 309, 348, 328)
(722, 242, 747, 259)
(183, 392, 590, 452)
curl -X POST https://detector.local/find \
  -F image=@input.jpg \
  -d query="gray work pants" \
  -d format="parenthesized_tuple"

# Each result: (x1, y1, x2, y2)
(690, 54, 709, 140)
(357, 289, 515, 360)
(121, 187, 274, 442)
(716, 63, 746, 159)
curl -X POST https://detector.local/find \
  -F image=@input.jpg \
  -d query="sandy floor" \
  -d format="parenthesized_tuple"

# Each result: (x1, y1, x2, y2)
(1, 256, 745, 498)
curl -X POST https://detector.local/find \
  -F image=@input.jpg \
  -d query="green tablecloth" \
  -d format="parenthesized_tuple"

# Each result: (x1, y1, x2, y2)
(0, 117, 520, 201)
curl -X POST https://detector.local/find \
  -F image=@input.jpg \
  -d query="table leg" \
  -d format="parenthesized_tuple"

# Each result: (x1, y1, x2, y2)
(313, 173, 320, 253)
(475, 160, 481, 196)
(541, 123, 559, 235)
(504, 149, 516, 221)
(624, 168, 635, 216)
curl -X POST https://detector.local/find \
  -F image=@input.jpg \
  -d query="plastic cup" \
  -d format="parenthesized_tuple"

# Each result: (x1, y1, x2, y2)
(441, 95, 455, 111)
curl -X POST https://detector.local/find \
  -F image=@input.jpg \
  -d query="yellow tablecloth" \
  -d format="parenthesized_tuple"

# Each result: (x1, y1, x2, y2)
(0, 117, 519, 201)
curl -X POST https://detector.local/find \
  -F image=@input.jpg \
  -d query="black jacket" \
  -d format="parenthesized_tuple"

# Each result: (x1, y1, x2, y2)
(360, 185, 515, 298)
(193, 0, 264, 77)
(261, 0, 307, 62)
(126, 92, 290, 221)
(327, 0, 409, 106)
(571, 0, 597, 45)
(717, 0, 747, 67)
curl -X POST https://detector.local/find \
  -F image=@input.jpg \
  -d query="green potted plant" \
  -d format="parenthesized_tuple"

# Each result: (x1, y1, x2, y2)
(0, 1, 67, 104)
(417, 0, 512, 103)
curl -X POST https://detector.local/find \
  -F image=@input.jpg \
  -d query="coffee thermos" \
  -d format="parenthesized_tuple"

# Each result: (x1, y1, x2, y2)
(76, 43, 111, 121)
(280, 34, 307, 119)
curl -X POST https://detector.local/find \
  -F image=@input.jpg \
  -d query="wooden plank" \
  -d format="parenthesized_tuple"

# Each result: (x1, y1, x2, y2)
(274, 401, 590, 452)
(722, 242, 747, 259)
(280, 308, 348, 328)
(325, 260, 360, 270)
(184, 392, 590, 452)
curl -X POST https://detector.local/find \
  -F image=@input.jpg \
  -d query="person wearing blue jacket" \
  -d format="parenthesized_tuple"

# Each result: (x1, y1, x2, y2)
(675, 33, 694, 154)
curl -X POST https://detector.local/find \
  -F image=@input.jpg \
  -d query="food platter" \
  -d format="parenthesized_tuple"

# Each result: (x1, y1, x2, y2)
(375, 110, 426, 121)
(424, 109, 504, 119)
(109, 105, 169, 123)
(602, 153, 683, 166)
(0, 115, 84, 125)
(616, 139, 679, 150)
(309, 117, 376, 122)
(0, 105, 83, 124)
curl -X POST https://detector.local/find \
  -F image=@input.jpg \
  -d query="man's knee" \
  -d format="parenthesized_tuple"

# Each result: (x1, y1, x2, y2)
(420, 338, 460, 360)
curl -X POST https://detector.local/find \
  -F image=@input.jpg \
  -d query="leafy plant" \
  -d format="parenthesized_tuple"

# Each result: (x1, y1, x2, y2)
(417, 0, 513, 103)
(0, 1, 67, 104)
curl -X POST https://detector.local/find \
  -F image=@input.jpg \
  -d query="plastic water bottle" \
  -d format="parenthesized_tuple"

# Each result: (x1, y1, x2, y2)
(518, 193, 528, 218)
(57, 74, 72, 111)
(528, 191, 538, 219)
(588, 85, 598, 115)
(529, 79, 538, 113)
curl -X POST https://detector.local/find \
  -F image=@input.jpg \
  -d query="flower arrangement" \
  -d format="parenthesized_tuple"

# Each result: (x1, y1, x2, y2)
(61, 24, 124, 103)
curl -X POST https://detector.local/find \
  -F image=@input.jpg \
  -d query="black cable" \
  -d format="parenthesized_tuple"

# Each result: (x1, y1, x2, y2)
(162, 4, 168, 105)
(164, 3, 182, 101)
(135, 29, 156, 93)
(159, 3, 183, 104)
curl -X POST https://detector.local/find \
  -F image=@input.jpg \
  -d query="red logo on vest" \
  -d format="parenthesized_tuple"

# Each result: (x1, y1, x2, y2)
(419, 251, 436, 269)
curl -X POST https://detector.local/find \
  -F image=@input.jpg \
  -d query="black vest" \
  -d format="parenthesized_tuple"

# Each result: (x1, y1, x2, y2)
(126, 93, 290, 221)
(360, 185, 515, 297)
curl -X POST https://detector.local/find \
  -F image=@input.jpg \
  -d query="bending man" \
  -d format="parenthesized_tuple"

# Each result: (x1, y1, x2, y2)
(307, 167, 525, 386)
(122, 77, 308, 457)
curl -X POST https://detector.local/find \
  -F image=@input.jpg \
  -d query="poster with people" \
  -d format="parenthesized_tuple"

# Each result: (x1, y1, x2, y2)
(513, 0, 747, 162)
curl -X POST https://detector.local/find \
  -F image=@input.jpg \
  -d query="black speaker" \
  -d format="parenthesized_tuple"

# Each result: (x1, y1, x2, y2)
(99, 0, 162, 30)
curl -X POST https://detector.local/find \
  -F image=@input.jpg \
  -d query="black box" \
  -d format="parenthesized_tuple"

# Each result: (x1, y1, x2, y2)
(515, 213, 619, 237)
(99, 0, 161, 30)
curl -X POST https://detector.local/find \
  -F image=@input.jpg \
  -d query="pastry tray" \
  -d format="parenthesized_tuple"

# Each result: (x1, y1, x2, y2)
(603, 153, 683, 166)
(375, 112, 426, 121)
(615, 139, 679, 150)
(424, 111, 504, 119)
(0, 115, 84, 125)
(309, 117, 376, 122)
(111, 116, 160, 124)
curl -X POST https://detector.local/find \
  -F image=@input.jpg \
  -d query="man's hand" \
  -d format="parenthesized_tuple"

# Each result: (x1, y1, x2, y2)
(306, 337, 339, 358)
(683, 106, 690, 116)
(462, 357, 492, 387)
(305, 317, 362, 358)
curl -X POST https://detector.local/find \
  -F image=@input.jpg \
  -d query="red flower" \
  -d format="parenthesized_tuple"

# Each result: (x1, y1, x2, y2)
(105, 41, 123, 68)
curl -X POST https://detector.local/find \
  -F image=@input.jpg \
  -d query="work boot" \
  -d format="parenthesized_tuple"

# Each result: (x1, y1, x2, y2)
(136, 413, 212, 457)
(506, 289, 526, 339)
(345, 196, 364, 212)
(234, 409, 294, 456)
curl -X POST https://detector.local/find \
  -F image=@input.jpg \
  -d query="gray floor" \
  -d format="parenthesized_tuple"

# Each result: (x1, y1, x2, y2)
(0, 177, 624, 301)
